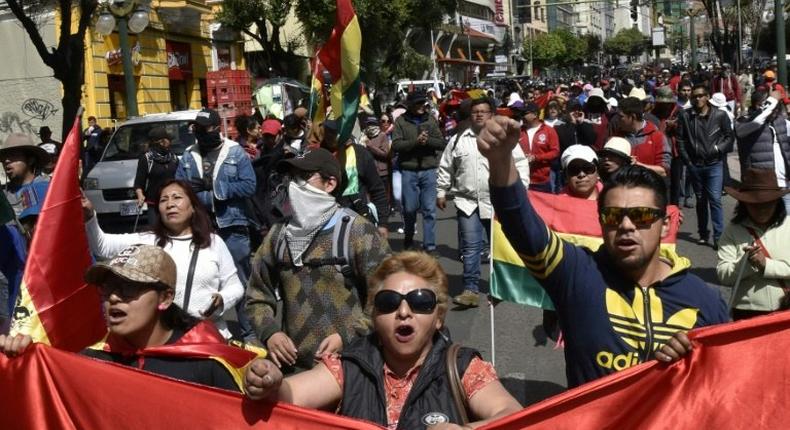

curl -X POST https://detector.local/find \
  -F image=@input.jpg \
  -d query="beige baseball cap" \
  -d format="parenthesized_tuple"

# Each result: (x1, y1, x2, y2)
(85, 244, 176, 290)
(600, 137, 632, 160)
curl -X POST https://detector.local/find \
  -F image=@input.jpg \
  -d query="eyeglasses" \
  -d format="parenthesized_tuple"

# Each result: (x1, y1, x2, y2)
(373, 289, 438, 314)
(600, 207, 666, 228)
(566, 163, 597, 177)
(97, 282, 157, 301)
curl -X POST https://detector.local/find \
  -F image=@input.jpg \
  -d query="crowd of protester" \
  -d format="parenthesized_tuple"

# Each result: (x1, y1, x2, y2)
(3, 60, 790, 428)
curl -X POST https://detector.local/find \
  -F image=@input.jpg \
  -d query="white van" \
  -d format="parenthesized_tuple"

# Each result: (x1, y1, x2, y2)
(394, 79, 445, 101)
(82, 110, 199, 230)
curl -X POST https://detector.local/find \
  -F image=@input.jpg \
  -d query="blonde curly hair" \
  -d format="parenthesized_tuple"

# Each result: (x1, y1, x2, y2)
(366, 251, 449, 320)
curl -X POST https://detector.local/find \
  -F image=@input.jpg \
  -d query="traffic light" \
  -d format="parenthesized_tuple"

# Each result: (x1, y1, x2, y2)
(630, 0, 638, 22)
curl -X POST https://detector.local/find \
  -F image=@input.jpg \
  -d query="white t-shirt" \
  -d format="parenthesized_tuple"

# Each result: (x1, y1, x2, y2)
(86, 217, 244, 338)
(526, 125, 541, 151)
(772, 125, 787, 187)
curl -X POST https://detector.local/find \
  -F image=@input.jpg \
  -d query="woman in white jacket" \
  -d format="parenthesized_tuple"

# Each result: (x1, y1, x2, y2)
(82, 179, 244, 339)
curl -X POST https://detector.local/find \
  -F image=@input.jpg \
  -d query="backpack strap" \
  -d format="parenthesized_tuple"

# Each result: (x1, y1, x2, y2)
(274, 225, 288, 265)
(182, 245, 200, 312)
(446, 343, 470, 425)
(332, 208, 356, 273)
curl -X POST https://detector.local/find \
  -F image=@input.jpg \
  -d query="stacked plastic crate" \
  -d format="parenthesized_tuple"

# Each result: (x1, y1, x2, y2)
(206, 70, 252, 140)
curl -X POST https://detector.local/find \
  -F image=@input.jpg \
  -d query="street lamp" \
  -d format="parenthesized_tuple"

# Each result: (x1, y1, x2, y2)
(765, 2, 787, 87)
(94, 0, 151, 118)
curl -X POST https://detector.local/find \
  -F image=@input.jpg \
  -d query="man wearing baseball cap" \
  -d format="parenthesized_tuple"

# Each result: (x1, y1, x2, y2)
(246, 148, 390, 372)
(176, 107, 256, 340)
(598, 137, 633, 182)
(520, 102, 559, 193)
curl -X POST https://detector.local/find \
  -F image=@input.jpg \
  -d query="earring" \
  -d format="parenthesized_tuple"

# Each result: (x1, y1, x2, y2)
(158, 304, 168, 311)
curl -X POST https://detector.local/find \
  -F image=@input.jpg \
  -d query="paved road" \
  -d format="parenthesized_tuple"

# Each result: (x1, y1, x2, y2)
(387, 154, 741, 406)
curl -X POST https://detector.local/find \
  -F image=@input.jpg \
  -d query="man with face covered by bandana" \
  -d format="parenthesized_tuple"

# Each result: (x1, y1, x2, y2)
(176, 108, 257, 340)
(245, 148, 391, 373)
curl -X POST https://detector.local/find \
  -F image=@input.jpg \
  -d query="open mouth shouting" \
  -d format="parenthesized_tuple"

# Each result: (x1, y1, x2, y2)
(395, 324, 416, 343)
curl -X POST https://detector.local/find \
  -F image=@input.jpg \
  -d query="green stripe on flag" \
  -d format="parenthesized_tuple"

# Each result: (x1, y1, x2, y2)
(338, 75, 361, 144)
(490, 260, 555, 311)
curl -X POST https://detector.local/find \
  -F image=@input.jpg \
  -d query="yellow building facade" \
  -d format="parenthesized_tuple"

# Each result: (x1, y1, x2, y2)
(79, 0, 245, 124)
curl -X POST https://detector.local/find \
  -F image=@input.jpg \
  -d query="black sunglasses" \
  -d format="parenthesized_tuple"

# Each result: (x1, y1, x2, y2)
(374, 289, 437, 314)
(97, 281, 159, 301)
(567, 163, 597, 177)
(600, 207, 666, 228)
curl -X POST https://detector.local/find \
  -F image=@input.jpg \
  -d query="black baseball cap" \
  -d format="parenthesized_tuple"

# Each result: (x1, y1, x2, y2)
(277, 148, 342, 180)
(190, 108, 220, 127)
(148, 126, 172, 140)
(523, 102, 540, 114)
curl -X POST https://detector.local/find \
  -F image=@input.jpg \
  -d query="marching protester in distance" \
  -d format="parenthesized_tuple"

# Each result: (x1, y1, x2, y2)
(1, 133, 50, 217)
(392, 90, 446, 252)
(677, 80, 693, 110)
(611, 97, 671, 178)
(676, 84, 735, 249)
(710, 63, 741, 114)
(82, 116, 104, 174)
(281, 113, 307, 155)
(437, 97, 530, 308)
(554, 99, 597, 191)
(246, 149, 391, 373)
(559, 145, 601, 200)
(234, 115, 262, 160)
(735, 89, 790, 212)
(249, 118, 289, 248)
(320, 119, 389, 236)
(519, 102, 559, 193)
(37, 126, 61, 174)
(244, 252, 522, 429)
(134, 126, 178, 227)
(0, 244, 252, 392)
(360, 116, 392, 210)
(82, 179, 244, 339)
(582, 88, 610, 149)
(717, 168, 790, 321)
(478, 116, 728, 387)
(710, 93, 735, 129)
(176, 107, 256, 341)
(652, 87, 684, 205)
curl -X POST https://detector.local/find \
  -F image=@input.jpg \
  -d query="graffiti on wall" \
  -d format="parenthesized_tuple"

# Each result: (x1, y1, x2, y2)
(0, 98, 60, 141)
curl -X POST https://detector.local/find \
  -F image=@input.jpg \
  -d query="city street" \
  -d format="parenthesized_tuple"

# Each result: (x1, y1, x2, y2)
(388, 153, 741, 406)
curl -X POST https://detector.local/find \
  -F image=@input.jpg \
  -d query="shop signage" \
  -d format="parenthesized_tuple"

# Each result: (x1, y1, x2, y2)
(494, 0, 506, 26)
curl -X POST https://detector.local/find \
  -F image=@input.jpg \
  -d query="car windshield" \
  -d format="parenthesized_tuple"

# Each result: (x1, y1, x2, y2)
(101, 120, 195, 161)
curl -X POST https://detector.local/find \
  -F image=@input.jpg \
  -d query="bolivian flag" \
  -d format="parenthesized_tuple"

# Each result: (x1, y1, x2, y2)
(10, 113, 106, 351)
(317, 0, 362, 144)
(491, 191, 680, 310)
(309, 56, 328, 126)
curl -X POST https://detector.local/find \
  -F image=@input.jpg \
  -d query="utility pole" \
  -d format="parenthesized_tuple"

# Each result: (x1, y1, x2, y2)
(777, 0, 787, 87)
(689, 8, 700, 70)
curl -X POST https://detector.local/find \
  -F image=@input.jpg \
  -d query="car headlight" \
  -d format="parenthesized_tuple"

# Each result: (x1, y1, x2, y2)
(83, 177, 99, 190)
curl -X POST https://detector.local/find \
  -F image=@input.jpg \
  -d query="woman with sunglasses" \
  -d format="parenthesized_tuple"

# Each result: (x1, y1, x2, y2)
(82, 179, 244, 339)
(559, 145, 601, 200)
(0, 244, 257, 391)
(244, 252, 521, 429)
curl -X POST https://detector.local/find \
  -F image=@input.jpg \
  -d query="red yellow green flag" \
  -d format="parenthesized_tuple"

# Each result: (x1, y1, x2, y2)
(317, 0, 362, 144)
(491, 191, 680, 310)
(309, 56, 328, 126)
(10, 114, 106, 351)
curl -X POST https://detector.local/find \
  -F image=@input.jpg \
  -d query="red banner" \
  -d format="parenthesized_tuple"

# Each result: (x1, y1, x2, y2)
(2, 312, 788, 428)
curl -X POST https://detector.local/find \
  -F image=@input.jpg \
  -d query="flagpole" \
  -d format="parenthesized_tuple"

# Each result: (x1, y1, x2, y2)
(489, 220, 496, 367)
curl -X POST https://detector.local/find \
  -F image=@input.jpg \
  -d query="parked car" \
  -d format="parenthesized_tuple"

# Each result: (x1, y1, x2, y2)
(82, 110, 198, 231)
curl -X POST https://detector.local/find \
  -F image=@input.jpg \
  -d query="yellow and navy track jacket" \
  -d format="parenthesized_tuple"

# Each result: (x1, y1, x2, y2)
(491, 179, 729, 388)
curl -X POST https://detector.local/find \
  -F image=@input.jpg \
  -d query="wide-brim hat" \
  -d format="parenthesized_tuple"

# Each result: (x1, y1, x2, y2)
(724, 168, 790, 204)
(0, 133, 50, 167)
(85, 244, 177, 290)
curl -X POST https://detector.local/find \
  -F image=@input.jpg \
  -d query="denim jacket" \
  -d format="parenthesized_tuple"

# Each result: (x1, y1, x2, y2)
(175, 138, 256, 229)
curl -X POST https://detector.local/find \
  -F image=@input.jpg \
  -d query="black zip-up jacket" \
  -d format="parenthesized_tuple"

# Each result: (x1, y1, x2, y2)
(339, 330, 477, 429)
(676, 107, 734, 166)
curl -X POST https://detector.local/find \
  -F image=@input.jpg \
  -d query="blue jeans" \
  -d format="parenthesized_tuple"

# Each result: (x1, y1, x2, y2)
(688, 162, 724, 241)
(401, 169, 438, 250)
(458, 210, 491, 293)
(218, 227, 254, 340)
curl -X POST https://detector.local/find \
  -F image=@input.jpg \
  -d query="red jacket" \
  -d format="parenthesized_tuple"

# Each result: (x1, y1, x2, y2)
(612, 120, 671, 173)
(520, 122, 559, 184)
(711, 75, 741, 103)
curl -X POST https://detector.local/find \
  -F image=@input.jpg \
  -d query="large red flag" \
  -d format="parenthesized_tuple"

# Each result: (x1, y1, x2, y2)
(479, 311, 790, 429)
(9, 112, 106, 351)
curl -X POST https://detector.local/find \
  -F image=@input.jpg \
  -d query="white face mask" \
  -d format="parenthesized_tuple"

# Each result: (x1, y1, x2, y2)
(284, 179, 339, 266)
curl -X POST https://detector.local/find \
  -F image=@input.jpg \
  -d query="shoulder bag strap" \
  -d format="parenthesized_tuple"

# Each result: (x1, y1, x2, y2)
(745, 226, 789, 292)
(182, 245, 200, 312)
(445, 343, 470, 425)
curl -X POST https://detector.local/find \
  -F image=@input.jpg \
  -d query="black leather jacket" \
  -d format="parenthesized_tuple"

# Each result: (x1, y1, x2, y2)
(677, 107, 734, 166)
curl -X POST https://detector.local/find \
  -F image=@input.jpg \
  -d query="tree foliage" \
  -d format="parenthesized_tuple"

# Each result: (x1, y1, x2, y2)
(5, 0, 99, 139)
(604, 28, 648, 59)
(216, 0, 305, 78)
(581, 33, 602, 62)
(524, 30, 589, 70)
(294, 0, 456, 87)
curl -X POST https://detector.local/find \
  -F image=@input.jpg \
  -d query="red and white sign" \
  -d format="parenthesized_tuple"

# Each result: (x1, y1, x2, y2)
(494, 0, 506, 26)
(166, 41, 193, 80)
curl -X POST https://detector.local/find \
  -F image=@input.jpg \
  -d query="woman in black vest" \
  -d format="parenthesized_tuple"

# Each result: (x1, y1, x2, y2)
(244, 251, 521, 429)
